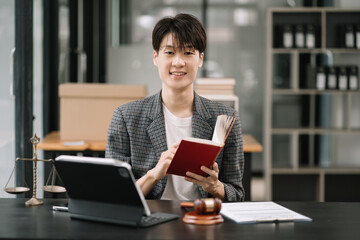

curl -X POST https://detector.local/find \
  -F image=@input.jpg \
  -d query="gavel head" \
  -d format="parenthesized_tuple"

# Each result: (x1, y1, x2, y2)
(193, 198, 222, 215)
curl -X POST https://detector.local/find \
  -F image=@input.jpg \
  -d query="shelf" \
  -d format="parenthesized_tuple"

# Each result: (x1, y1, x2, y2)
(326, 11, 360, 48)
(327, 48, 360, 53)
(265, 7, 360, 202)
(272, 167, 360, 174)
(271, 48, 360, 54)
(271, 128, 360, 134)
(269, 7, 355, 13)
(271, 48, 325, 54)
(272, 89, 360, 94)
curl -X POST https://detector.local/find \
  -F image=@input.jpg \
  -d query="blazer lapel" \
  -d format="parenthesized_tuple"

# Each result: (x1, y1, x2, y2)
(192, 93, 213, 140)
(192, 114, 213, 140)
(146, 92, 168, 158)
(147, 115, 168, 157)
(192, 93, 215, 198)
(145, 92, 169, 198)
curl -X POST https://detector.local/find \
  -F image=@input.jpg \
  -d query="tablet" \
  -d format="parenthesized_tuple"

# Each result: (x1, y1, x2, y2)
(54, 155, 178, 227)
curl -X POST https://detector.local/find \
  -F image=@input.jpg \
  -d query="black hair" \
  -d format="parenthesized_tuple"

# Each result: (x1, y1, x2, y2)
(152, 13, 206, 53)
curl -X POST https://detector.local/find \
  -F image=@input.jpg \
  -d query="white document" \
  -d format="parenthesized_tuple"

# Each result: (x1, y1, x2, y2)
(220, 202, 312, 224)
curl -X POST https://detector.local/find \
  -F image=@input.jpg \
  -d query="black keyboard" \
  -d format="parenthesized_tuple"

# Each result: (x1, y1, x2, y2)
(139, 212, 179, 227)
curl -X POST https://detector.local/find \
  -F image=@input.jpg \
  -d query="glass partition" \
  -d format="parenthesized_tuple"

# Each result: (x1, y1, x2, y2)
(0, 1, 15, 198)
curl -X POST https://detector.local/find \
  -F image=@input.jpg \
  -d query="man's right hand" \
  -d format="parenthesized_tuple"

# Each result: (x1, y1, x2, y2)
(137, 142, 180, 196)
(148, 142, 180, 180)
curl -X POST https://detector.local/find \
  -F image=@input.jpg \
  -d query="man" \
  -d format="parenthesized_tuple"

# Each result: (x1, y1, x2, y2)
(106, 13, 244, 201)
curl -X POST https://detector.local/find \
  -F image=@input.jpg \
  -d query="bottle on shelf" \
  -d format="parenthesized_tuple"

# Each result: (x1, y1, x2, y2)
(337, 66, 348, 90)
(326, 66, 337, 89)
(348, 66, 359, 90)
(356, 24, 360, 49)
(305, 24, 316, 49)
(344, 24, 355, 48)
(282, 24, 293, 48)
(316, 66, 326, 90)
(295, 24, 305, 48)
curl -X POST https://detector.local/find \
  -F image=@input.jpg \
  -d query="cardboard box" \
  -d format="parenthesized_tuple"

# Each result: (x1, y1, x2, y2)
(59, 83, 147, 141)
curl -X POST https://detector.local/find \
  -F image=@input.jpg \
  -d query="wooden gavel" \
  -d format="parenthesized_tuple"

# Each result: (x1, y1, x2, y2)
(181, 198, 222, 215)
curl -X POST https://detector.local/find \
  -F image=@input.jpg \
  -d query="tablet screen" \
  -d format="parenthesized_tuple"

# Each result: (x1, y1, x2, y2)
(55, 155, 151, 216)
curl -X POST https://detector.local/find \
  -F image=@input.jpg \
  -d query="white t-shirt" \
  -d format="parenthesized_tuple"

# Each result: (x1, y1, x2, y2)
(160, 104, 202, 200)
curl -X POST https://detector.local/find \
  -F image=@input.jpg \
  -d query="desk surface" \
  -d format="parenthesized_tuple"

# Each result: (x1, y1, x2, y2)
(0, 198, 359, 240)
(37, 131, 263, 153)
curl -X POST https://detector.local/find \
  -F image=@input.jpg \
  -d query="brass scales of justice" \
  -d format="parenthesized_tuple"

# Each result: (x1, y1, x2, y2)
(3, 133, 66, 206)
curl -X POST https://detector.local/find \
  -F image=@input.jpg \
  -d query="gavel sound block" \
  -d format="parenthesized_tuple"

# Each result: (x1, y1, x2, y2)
(181, 198, 224, 225)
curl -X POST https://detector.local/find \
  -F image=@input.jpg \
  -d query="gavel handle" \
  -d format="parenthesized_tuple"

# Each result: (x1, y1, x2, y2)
(180, 202, 194, 208)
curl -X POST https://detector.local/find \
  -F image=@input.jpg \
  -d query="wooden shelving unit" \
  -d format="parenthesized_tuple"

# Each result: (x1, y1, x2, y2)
(265, 7, 360, 202)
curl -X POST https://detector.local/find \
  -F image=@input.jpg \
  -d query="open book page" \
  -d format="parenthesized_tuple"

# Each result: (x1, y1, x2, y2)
(212, 115, 236, 144)
(183, 137, 222, 146)
(220, 202, 312, 224)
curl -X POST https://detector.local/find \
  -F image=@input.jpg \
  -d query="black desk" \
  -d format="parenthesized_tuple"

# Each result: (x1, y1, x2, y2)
(1, 198, 360, 239)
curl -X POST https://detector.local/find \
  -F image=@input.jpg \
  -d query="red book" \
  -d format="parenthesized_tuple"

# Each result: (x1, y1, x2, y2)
(166, 115, 236, 177)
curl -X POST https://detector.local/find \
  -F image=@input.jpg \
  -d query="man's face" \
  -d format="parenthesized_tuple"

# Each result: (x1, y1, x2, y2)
(153, 33, 204, 92)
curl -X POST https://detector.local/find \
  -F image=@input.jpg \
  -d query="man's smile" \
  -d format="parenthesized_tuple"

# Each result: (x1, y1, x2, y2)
(170, 71, 187, 76)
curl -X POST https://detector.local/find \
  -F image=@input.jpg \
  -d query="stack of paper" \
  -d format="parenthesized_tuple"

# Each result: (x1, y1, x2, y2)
(220, 202, 312, 224)
(195, 78, 235, 95)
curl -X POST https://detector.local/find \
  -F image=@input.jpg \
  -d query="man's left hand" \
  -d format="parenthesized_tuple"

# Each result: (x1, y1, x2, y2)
(185, 162, 225, 200)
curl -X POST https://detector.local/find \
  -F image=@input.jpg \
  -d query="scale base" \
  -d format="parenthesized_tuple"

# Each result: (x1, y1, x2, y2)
(25, 197, 43, 206)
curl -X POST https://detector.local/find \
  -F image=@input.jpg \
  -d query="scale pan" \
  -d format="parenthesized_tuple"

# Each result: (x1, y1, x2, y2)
(4, 187, 30, 194)
(42, 185, 66, 193)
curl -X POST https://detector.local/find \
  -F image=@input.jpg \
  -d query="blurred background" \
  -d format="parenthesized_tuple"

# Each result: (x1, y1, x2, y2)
(1, 0, 359, 201)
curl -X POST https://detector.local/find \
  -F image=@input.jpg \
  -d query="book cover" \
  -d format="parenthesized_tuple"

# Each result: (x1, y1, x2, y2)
(166, 115, 236, 177)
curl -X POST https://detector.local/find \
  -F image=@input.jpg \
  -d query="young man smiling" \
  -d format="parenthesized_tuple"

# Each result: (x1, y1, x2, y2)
(106, 13, 245, 202)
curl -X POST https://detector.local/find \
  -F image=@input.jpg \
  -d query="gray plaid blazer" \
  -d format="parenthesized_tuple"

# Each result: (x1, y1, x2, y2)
(106, 91, 245, 201)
